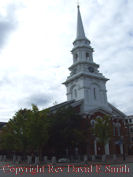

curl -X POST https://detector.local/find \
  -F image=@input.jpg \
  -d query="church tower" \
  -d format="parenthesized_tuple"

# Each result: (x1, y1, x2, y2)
(63, 6, 111, 113)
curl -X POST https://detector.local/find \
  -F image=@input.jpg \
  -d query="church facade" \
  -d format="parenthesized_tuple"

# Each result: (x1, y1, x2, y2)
(62, 6, 128, 157)
(50, 6, 128, 157)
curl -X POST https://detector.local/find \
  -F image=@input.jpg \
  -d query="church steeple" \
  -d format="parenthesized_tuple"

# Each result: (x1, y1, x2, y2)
(74, 6, 90, 45)
(76, 5, 86, 40)
(63, 6, 111, 113)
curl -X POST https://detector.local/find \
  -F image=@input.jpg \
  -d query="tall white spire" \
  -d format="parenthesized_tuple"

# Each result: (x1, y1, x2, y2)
(64, 5, 111, 113)
(76, 5, 86, 40)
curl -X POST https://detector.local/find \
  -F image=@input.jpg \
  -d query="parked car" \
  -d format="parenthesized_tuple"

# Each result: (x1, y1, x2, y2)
(58, 158, 70, 163)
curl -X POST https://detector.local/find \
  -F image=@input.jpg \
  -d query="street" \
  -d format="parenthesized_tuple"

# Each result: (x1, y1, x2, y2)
(0, 163, 133, 177)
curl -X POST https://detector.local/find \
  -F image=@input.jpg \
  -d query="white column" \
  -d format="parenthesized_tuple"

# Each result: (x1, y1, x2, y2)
(35, 156, 39, 165)
(52, 156, 56, 164)
(105, 143, 110, 155)
(94, 140, 97, 156)
(120, 144, 123, 154)
(44, 156, 48, 163)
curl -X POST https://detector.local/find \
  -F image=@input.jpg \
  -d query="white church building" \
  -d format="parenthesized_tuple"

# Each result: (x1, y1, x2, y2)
(50, 6, 128, 157)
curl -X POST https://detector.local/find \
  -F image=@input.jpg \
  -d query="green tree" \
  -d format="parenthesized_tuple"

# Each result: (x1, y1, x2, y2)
(0, 108, 32, 152)
(26, 105, 49, 157)
(0, 105, 88, 157)
(92, 115, 112, 156)
(48, 106, 88, 155)
(0, 105, 50, 158)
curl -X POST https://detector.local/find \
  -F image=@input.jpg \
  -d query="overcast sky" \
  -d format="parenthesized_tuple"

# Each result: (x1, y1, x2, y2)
(0, 0, 133, 122)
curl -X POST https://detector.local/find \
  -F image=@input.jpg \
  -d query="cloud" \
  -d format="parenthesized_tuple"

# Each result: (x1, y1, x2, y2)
(0, 3, 18, 50)
(0, 0, 133, 121)
(0, 75, 12, 86)
(24, 93, 52, 107)
(88, 0, 133, 115)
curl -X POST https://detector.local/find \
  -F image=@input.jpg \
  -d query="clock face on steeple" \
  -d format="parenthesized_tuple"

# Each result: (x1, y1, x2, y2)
(88, 67, 94, 73)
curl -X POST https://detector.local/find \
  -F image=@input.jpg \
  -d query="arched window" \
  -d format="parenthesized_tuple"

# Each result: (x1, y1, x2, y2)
(117, 127, 120, 136)
(116, 122, 121, 136)
(90, 120, 95, 127)
(113, 127, 116, 136)
(74, 89, 77, 98)
(94, 88, 96, 100)
(74, 53, 78, 62)
(71, 90, 73, 99)
(71, 86, 78, 99)
(96, 116, 102, 120)
(113, 122, 116, 136)
(86, 53, 89, 59)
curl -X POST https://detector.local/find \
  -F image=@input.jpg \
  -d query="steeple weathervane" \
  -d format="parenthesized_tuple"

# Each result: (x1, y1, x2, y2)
(77, 0, 80, 8)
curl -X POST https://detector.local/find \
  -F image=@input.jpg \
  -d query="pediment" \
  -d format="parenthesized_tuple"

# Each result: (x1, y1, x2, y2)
(88, 106, 112, 116)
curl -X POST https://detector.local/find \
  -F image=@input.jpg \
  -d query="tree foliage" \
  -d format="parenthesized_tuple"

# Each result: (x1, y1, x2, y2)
(92, 115, 112, 146)
(0, 105, 49, 155)
(0, 105, 87, 156)
(48, 106, 87, 151)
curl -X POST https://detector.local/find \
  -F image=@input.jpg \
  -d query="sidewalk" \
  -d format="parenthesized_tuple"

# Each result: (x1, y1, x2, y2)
(110, 155, 133, 164)
(0, 155, 133, 168)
